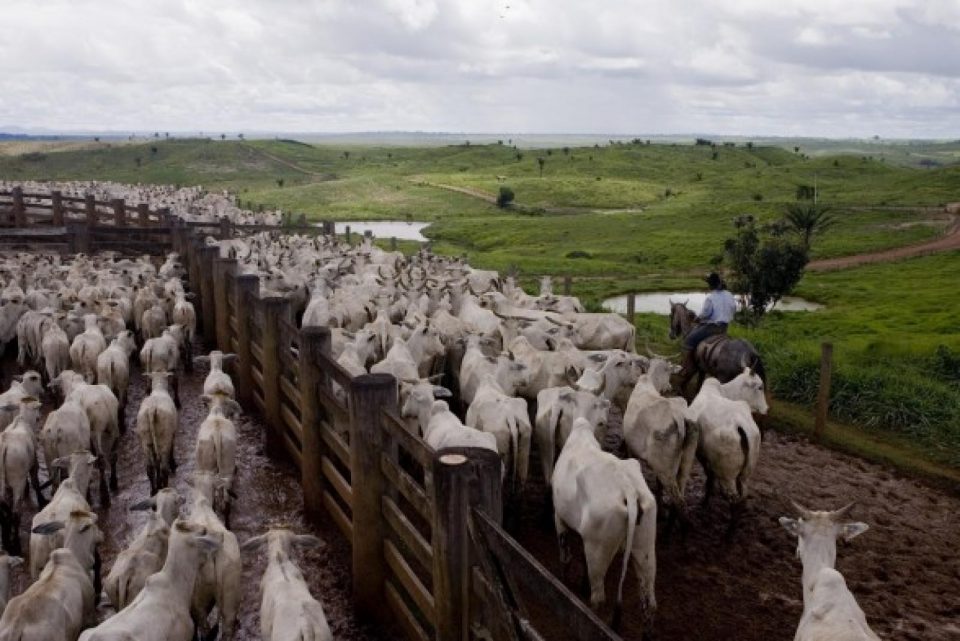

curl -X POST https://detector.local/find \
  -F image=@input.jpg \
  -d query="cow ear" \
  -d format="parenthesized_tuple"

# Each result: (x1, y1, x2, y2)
(129, 498, 157, 512)
(33, 521, 66, 536)
(778, 517, 800, 537)
(432, 386, 452, 399)
(840, 522, 868, 542)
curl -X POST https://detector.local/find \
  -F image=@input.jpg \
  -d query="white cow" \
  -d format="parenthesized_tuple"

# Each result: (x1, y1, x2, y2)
(195, 394, 241, 524)
(552, 418, 657, 628)
(622, 359, 699, 512)
(688, 378, 762, 528)
(97, 330, 137, 416)
(41, 323, 72, 384)
(78, 519, 222, 641)
(69, 314, 107, 382)
(779, 503, 878, 641)
(465, 375, 532, 491)
(194, 351, 238, 398)
(424, 401, 499, 455)
(0, 397, 44, 554)
(534, 385, 610, 485)
(0, 371, 43, 430)
(136, 373, 179, 494)
(0, 511, 101, 641)
(242, 529, 332, 641)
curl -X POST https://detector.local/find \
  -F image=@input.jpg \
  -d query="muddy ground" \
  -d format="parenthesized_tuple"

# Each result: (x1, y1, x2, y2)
(5, 345, 960, 641)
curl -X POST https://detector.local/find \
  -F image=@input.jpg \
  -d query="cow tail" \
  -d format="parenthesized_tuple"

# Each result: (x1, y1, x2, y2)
(0, 438, 8, 495)
(617, 488, 639, 609)
(150, 408, 161, 476)
(109, 360, 116, 392)
(735, 426, 750, 500)
(507, 415, 519, 493)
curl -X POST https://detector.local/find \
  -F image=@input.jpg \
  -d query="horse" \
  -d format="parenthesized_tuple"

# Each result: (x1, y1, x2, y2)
(668, 300, 766, 389)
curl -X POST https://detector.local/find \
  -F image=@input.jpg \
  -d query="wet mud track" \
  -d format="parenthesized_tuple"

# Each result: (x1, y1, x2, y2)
(4, 343, 389, 641)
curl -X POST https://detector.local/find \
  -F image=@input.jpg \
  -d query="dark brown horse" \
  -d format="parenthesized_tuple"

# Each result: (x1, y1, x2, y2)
(669, 301, 765, 387)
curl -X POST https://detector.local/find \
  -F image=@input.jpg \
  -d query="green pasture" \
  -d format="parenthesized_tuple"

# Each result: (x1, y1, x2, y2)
(1, 137, 958, 469)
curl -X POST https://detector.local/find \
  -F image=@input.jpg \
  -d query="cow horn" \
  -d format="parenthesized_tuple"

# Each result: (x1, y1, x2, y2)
(830, 502, 857, 522)
(790, 500, 815, 521)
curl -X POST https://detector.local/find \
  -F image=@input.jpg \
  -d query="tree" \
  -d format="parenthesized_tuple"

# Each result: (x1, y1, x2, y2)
(342, 151, 350, 160)
(276, 178, 285, 188)
(722, 215, 809, 319)
(784, 203, 835, 250)
(496, 186, 515, 208)
(515, 151, 523, 162)
(220, 133, 226, 141)
(537, 157, 545, 177)
(150, 146, 158, 155)
(134, 156, 142, 167)
(795, 184, 816, 200)
(562, 146, 570, 155)
(746, 141, 754, 149)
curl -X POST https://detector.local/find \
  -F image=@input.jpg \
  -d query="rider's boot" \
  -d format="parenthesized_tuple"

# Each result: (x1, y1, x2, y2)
(676, 348, 696, 392)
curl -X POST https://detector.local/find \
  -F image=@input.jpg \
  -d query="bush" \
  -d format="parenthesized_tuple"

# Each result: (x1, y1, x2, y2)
(565, 250, 592, 259)
(496, 186, 515, 208)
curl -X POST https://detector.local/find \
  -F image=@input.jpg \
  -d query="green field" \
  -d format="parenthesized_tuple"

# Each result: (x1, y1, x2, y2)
(2, 137, 958, 467)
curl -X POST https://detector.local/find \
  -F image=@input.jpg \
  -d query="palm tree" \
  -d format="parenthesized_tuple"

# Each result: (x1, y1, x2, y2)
(784, 203, 835, 250)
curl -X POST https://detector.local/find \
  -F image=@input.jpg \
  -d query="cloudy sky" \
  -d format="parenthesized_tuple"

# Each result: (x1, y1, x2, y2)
(1, 0, 959, 137)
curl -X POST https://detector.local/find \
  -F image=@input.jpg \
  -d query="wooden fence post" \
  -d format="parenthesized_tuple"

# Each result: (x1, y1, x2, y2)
(563, 275, 572, 296)
(213, 258, 237, 352)
(299, 326, 332, 522)
(432, 447, 503, 641)
(390, 236, 397, 251)
(137, 203, 150, 226)
(814, 342, 833, 441)
(84, 194, 97, 228)
(11, 186, 25, 226)
(51, 191, 64, 226)
(233, 274, 259, 407)
(626, 293, 636, 324)
(219, 216, 232, 240)
(198, 246, 219, 347)
(187, 237, 202, 302)
(158, 206, 171, 227)
(345, 225, 352, 244)
(112, 198, 126, 227)
(349, 373, 397, 624)
(261, 296, 290, 457)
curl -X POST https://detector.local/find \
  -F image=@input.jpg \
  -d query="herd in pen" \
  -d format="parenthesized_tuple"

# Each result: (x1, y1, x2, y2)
(0, 181, 880, 641)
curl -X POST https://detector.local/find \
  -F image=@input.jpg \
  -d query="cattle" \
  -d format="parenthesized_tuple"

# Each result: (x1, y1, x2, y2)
(688, 378, 762, 529)
(50, 371, 121, 499)
(423, 400, 499, 456)
(171, 293, 196, 361)
(140, 301, 168, 340)
(0, 510, 102, 641)
(370, 338, 419, 383)
(622, 359, 699, 517)
(16, 309, 51, 371)
(28, 451, 97, 580)
(0, 552, 23, 615)
(506, 335, 583, 401)
(41, 322, 72, 384)
(400, 380, 454, 435)
(301, 286, 332, 328)
(459, 337, 530, 405)
(78, 519, 223, 641)
(195, 393, 241, 525)
(534, 385, 611, 485)
(242, 529, 332, 641)
(552, 418, 657, 629)
(405, 320, 446, 378)
(0, 371, 43, 431)
(140, 324, 185, 373)
(104, 489, 180, 611)
(779, 503, 878, 641)
(186, 471, 241, 641)
(0, 396, 45, 554)
(194, 350, 238, 398)
(709, 366, 769, 415)
(96, 330, 137, 418)
(136, 373, 179, 494)
(69, 314, 107, 382)
(560, 313, 637, 353)
(465, 375, 532, 492)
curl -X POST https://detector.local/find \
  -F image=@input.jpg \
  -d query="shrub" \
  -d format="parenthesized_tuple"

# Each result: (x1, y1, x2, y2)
(496, 186, 515, 208)
(565, 250, 592, 259)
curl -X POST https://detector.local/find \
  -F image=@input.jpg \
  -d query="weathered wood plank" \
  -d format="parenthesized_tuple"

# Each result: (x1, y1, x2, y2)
(321, 455, 352, 509)
(381, 454, 430, 521)
(381, 409, 432, 468)
(385, 580, 431, 641)
(323, 490, 353, 541)
(382, 495, 432, 574)
(385, 539, 436, 626)
(320, 421, 350, 468)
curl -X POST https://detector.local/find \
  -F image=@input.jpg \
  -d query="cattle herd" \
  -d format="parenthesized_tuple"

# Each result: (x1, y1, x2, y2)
(0, 181, 881, 641)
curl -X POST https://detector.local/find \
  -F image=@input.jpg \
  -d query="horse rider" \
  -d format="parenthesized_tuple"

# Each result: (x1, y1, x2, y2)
(678, 271, 737, 386)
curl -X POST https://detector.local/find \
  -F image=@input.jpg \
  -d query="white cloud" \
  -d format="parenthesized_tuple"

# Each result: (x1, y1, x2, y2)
(0, 0, 957, 136)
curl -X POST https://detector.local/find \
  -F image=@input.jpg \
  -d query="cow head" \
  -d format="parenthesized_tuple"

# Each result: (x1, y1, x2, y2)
(779, 502, 868, 567)
(726, 367, 769, 415)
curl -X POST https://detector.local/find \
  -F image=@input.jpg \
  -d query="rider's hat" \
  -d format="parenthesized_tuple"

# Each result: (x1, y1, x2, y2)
(705, 272, 723, 289)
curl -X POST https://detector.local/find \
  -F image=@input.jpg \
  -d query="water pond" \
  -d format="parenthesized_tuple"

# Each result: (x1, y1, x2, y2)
(601, 291, 823, 315)
(331, 220, 430, 242)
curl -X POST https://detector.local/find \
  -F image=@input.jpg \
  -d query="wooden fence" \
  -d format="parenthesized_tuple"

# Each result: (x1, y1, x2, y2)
(171, 226, 623, 641)
(0, 186, 333, 254)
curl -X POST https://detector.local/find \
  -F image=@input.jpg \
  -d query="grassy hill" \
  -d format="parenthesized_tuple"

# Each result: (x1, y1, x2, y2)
(2, 137, 958, 466)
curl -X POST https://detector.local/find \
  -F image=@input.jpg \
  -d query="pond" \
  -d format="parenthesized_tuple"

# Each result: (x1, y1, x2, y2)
(601, 291, 824, 315)
(329, 221, 431, 242)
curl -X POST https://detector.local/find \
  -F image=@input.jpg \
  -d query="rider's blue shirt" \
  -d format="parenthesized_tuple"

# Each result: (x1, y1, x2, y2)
(698, 290, 736, 325)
